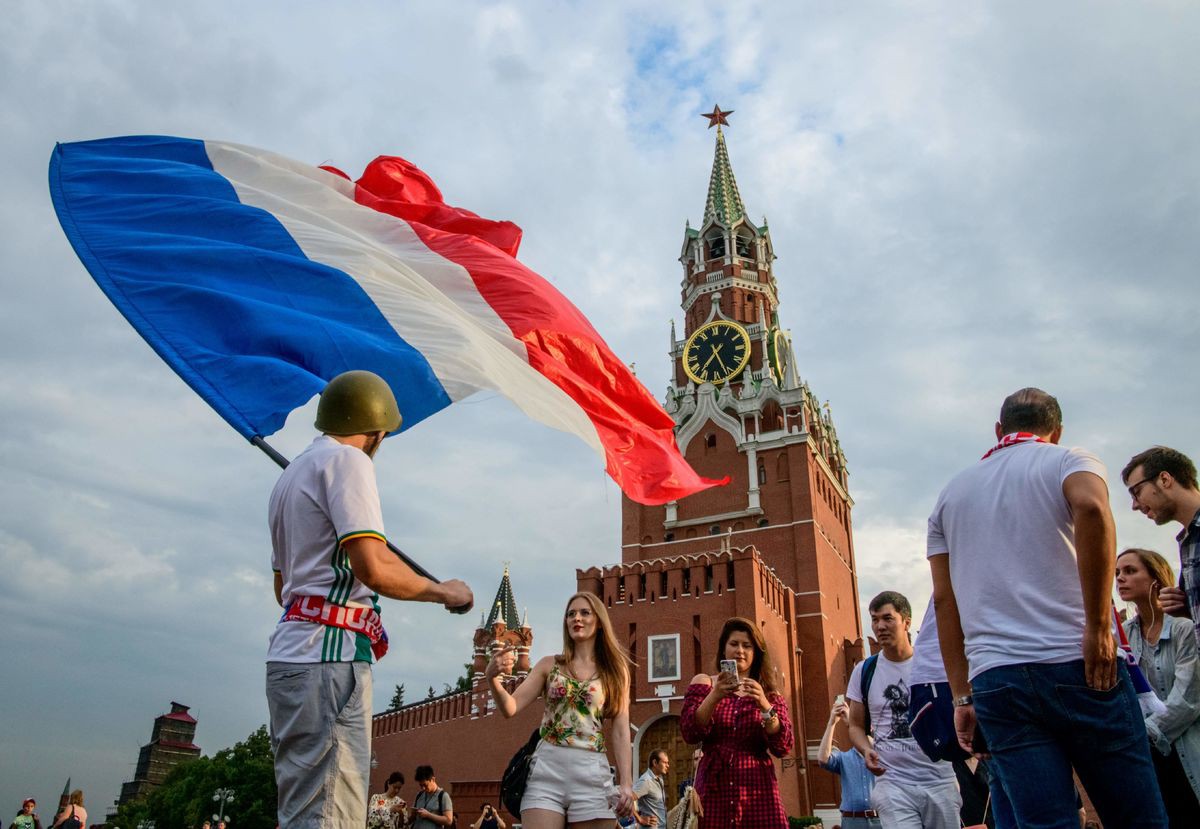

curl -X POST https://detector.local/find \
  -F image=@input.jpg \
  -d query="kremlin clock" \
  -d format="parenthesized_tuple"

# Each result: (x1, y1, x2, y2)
(683, 320, 752, 385)
(769, 328, 789, 385)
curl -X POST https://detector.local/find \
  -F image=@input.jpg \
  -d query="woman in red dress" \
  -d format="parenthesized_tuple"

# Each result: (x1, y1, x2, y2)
(680, 617, 794, 829)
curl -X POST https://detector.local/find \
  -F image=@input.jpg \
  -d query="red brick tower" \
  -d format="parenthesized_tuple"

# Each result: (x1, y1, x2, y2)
(470, 565, 534, 716)
(612, 110, 864, 815)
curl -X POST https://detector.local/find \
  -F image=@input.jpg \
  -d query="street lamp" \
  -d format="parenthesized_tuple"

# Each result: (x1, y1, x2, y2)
(212, 787, 235, 824)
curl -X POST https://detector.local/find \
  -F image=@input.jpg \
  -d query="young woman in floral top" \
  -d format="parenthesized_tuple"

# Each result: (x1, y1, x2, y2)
(680, 617, 794, 829)
(487, 591, 635, 828)
(367, 770, 408, 829)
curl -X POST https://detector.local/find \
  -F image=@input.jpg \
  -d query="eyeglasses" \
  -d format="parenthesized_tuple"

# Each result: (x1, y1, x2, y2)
(1127, 477, 1157, 498)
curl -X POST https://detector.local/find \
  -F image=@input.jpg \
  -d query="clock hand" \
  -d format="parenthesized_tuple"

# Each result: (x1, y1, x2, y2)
(714, 351, 730, 374)
(700, 348, 720, 372)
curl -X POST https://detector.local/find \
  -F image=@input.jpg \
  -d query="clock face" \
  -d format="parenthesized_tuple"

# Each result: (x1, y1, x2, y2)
(683, 320, 752, 385)
(771, 329, 789, 384)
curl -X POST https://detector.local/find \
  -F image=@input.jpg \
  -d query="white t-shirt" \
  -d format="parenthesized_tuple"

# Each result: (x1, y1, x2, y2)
(267, 435, 386, 663)
(847, 653, 954, 787)
(926, 441, 1107, 680)
(910, 601, 948, 685)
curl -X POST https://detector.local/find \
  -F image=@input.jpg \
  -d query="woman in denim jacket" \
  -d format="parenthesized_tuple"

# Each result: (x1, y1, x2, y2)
(1117, 547, 1200, 826)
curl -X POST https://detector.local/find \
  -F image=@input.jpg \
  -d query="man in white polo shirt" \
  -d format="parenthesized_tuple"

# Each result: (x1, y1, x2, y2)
(847, 591, 960, 829)
(928, 387, 1166, 828)
(266, 370, 474, 828)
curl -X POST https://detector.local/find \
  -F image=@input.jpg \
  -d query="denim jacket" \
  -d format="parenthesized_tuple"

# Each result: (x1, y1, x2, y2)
(1124, 614, 1200, 799)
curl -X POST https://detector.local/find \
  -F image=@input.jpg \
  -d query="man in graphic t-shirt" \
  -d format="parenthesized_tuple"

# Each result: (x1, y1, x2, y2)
(11, 798, 40, 829)
(928, 387, 1166, 828)
(847, 591, 960, 829)
(266, 371, 473, 828)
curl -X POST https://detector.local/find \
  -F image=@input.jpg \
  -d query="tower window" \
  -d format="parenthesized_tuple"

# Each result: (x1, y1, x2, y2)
(757, 518, 769, 528)
(710, 524, 721, 535)
(757, 463, 766, 485)
(682, 567, 691, 594)
(664, 532, 675, 542)
(705, 433, 717, 451)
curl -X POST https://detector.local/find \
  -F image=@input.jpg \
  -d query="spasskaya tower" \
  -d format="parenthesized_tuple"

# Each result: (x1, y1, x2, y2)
(620, 107, 864, 786)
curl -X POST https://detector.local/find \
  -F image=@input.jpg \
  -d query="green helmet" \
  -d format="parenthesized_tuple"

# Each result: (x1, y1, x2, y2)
(314, 370, 402, 435)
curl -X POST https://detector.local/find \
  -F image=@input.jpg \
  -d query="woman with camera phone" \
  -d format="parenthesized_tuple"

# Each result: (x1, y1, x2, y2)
(486, 592, 635, 829)
(681, 617, 793, 829)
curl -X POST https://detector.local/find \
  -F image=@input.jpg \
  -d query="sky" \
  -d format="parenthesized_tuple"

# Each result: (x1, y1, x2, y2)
(3, 0, 1200, 818)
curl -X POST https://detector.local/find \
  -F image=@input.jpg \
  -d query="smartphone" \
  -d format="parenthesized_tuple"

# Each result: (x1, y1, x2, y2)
(719, 658, 739, 679)
(971, 725, 989, 755)
(834, 694, 845, 705)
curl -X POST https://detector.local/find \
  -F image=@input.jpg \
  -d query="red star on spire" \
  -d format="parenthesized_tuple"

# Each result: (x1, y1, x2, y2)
(701, 105, 733, 129)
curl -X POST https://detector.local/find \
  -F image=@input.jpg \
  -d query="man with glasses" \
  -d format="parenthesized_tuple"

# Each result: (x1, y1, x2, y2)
(927, 387, 1166, 828)
(1122, 446, 1200, 645)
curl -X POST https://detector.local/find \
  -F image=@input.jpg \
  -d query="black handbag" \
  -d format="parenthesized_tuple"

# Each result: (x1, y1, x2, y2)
(59, 806, 82, 829)
(500, 728, 541, 817)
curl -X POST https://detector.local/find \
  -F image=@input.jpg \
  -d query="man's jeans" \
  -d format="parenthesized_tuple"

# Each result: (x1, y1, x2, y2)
(267, 661, 372, 829)
(972, 659, 1167, 829)
(870, 778, 960, 829)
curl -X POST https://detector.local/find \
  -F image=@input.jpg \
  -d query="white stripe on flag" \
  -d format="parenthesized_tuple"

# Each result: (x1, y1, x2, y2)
(206, 141, 603, 455)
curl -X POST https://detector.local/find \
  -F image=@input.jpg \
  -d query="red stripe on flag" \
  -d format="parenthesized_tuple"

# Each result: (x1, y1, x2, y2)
(352, 155, 727, 505)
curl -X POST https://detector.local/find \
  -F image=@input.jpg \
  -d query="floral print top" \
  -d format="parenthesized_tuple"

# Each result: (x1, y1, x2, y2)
(539, 662, 606, 751)
(367, 793, 406, 829)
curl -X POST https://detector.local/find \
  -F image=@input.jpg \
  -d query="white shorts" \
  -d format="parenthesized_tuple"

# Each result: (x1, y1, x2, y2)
(522, 740, 616, 822)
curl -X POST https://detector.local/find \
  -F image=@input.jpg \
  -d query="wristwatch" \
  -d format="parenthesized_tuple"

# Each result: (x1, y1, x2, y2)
(952, 694, 973, 707)
(761, 706, 777, 722)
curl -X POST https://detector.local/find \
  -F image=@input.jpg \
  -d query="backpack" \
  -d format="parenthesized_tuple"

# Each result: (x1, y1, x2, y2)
(500, 728, 542, 818)
(859, 653, 880, 735)
(437, 790, 456, 828)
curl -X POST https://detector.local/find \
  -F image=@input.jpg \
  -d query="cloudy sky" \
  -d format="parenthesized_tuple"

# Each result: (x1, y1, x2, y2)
(4, 0, 1199, 817)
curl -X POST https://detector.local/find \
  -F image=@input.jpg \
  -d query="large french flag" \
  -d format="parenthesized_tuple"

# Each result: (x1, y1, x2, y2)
(49, 136, 724, 505)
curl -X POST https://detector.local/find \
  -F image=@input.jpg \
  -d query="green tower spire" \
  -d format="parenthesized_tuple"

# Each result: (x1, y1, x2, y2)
(483, 564, 522, 630)
(703, 125, 746, 225)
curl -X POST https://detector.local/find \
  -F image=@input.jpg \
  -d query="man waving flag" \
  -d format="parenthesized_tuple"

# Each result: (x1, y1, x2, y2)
(49, 136, 725, 505)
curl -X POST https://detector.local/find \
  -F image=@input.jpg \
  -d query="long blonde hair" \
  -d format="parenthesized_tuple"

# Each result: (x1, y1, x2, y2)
(558, 591, 632, 719)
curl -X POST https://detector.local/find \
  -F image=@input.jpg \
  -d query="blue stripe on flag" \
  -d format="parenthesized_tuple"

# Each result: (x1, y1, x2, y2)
(49, 135, 451, 438)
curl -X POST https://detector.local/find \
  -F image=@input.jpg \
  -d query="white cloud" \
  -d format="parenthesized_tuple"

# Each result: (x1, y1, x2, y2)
(3, 0, 1199, 813)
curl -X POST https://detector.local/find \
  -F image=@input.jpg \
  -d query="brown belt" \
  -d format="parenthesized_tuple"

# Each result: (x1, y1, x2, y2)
(841, 811, 879, 818)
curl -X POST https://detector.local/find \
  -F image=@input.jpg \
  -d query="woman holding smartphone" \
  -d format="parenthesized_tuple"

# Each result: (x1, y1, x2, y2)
(486, 592, 635, 829)
(681, 617, 793, 829)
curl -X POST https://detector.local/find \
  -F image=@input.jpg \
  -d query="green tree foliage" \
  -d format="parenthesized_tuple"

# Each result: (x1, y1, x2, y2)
(455, 662, 474, 692)
(108, 726, 276, 829)
(389, 682, 406, 709)
(426, 685, 436, 700)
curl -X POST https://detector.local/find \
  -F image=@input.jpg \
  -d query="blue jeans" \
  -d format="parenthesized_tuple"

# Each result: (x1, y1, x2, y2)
(972, 659, 1166, 829)
(981, 758, 1017, 829)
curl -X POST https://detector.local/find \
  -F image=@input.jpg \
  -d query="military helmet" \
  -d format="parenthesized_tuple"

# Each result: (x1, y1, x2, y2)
(314, 370, 402, 435)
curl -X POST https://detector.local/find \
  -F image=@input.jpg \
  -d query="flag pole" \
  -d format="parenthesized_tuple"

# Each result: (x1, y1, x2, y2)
(251, 435, 469, 613)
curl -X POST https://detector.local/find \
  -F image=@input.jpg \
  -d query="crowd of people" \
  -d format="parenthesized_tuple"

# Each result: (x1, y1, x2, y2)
(8, 791, 87, 829)
(261, 373, 1200, 829)
(812, 389, 1200, 829)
